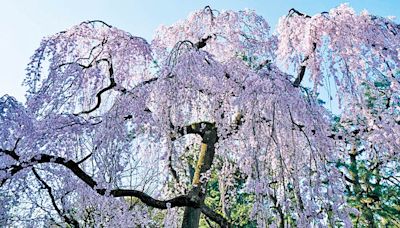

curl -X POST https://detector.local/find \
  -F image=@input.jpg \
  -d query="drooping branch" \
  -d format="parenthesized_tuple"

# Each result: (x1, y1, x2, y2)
(168, 152, 180, 183)
(32, 168, 63, 215)
(58, 37, 108, 71)
(200, 205, 231, 228)
(2, 154, 187, 209)
(0, 138, 20, 160)
(78, 59, 116, 115)
(80, 20, 113, 28)
(32, 168, 79, 227)
(0, 152, 231, 226)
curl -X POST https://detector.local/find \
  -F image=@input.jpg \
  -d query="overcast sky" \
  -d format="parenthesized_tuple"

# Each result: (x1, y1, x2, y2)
(1, 0, 399, 104)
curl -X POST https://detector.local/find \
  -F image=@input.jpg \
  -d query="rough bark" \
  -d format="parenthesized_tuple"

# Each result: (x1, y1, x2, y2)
(0, 125, 231, 227)
(181, 124, 218, 228)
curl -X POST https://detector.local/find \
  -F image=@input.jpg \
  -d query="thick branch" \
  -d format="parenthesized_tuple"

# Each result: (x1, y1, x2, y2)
(1, 152, 231, 226)
(78, 60, 116, 115)
(168, 152, 180, 183)
(0, 138, 20, 160)
(194, 35, 214, 49)
(200, 205, 231, 227)
(109, 189, 196, 208)
(2, 154, 191, 208)
(288, 8, 311, 18)
(293, 43, 316, 87)
(173, 121, 215, 139)
(1, 154, 96, 188)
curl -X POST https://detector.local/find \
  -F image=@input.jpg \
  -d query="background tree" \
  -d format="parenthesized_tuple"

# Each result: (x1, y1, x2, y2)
(334, 71, 400, 227)
(0, 4, 399, 227)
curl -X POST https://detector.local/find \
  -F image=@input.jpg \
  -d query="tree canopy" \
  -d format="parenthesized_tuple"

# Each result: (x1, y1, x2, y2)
(1, 4, 399, 227)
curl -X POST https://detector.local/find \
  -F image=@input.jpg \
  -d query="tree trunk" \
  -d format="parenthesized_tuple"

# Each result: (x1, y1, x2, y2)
(182, 207, 202, 228)
(181, 125, 217, 228)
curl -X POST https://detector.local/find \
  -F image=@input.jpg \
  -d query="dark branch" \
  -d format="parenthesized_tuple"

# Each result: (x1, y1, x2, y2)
(201, 205, 231, 227)
(1, 152, 231, 226)
(288, 8, 311, 18)
(58, 38, 108, 70)
(0, 138, 20, 160)
(2, 154, 195, 208)
(1, 154, 96, 188)
(293, 42, 316, 87)
(168, 152, 180, 183)
(174, 121, 215, 139)
(110, 189, 197, 208)
(127, 77, 158, 92)
(255, 59, 271, 71)
(195, 35, 214, 49)
(32, 168, 63, 216)
(76, 152, 92, 165)
(80, 20, 112, 28)
(32, 168, 79, 227)
(343, 173, 356, 184)
(77, 60, 116, 115)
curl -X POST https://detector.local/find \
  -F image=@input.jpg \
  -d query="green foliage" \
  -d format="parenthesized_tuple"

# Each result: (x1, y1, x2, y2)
(334, 74, 400, 227)
(338, 156, 400, 227)
(199, 164, 257, 227)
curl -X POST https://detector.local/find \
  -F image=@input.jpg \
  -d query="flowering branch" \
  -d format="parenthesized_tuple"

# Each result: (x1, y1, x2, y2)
(0, 151, 231, 226)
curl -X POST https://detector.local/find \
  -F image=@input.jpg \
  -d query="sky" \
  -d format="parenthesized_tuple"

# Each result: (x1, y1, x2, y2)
(1, 0, 399, 105)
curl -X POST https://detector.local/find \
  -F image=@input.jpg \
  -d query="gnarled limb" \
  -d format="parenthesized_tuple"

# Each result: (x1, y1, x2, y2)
(78, 59, 116, 115)
(0, 150, 231, 227)
(32, 168, 79, 227)
(288, 8, 311, 18)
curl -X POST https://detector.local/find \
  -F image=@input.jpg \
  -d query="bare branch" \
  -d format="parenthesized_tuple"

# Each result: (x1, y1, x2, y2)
(32, 168, 79, 227)
(76, 152, 92, 165)
(0, 138, 20, 160)
(80, 20, 112, 28)
(287, 8, 311, 18)
(0, 151, 233, 226)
